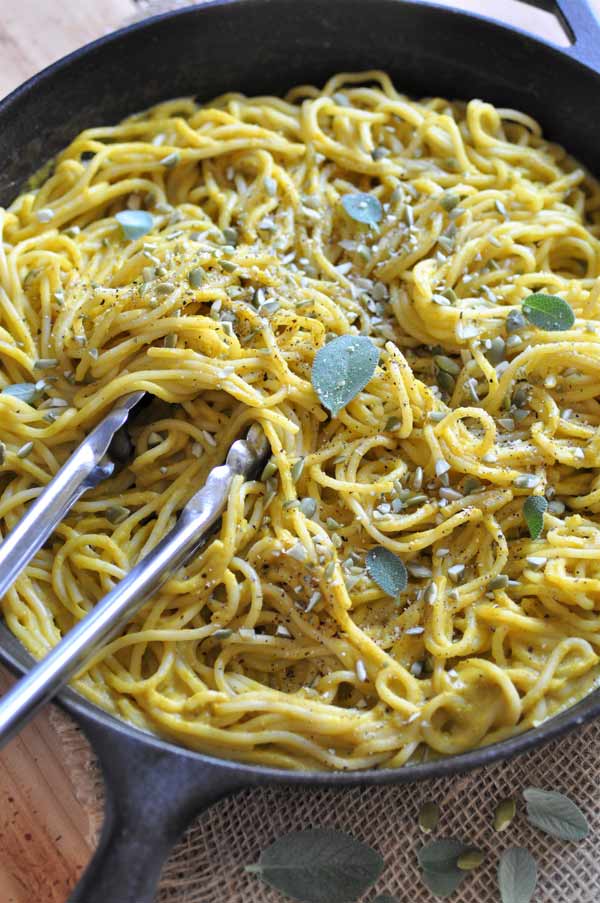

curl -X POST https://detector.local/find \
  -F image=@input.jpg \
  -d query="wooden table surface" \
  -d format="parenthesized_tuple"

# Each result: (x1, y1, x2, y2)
(1, 2, 599, 902)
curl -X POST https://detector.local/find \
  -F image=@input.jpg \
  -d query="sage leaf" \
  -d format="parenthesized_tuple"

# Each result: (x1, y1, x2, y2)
(342, 192, 383, 226)
(422, 868, 467, 898)
(498, 847, 537, 903)
(1, 382, 40, 404)
(115, 210, 153, 240)
(523, 495, 547, 540)
(418, 838, 471, 898)
(366, 547, 407, 597)
(245, 828, 383, 903)
(524, 787, 589, 841)
(311, 335, 379, 417)
(373, 896, 399, 903)
(521, 293, 575, 331)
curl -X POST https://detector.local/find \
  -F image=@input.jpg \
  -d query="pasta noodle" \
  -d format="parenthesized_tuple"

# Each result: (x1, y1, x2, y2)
(2, 70, 600, 770)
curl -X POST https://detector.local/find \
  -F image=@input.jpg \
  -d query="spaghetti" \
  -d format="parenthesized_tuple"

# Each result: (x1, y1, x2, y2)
(1, 71, 600, 770)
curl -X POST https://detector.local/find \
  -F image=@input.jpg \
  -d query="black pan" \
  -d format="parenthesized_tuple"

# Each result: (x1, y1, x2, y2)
(1, 2, 600, 900)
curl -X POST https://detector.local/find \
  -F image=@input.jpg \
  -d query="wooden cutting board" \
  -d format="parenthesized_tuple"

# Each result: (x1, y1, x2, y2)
(1, 2, 599, 902)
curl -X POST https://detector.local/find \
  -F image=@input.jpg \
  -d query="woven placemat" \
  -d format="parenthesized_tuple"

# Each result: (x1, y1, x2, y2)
(50, 706, 600, 902)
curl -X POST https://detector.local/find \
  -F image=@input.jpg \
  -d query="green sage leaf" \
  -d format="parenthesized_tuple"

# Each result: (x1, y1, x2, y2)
(521, 293, 575, 331)
(311, 334, 379, 417)
(418, 838, 471, 898)
(366, 547, 407, 597)
(341, 192, 383, 226)
(498, 847, 537, 903)
(245, 828, 383, 903)
(1, 382, 40, 404)
(523, 495, 547, 540)
(115, 210, 154, 240)
(524, 787, 589, 841)
(422, 869, 466, 898)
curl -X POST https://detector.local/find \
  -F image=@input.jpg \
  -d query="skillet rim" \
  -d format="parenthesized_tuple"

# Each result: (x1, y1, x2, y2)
(2, 0, 600, 785)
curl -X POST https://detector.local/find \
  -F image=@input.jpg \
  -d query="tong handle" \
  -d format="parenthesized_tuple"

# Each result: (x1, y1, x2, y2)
(0, 392, 144, 601)
(0, 428, 268, 748)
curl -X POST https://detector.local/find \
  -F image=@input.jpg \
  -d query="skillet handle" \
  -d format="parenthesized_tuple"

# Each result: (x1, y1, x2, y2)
(67, 717, 247, 903)
(555, 0, 600, 71)
(485, 0, 600, 71)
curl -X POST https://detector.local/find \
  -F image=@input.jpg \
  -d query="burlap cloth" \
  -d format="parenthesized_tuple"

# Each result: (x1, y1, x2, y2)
(50, 706, 600, 902)
(42, 2, 599, 900)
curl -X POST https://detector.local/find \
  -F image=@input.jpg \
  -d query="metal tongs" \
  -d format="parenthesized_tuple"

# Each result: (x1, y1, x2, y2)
(0, 393, 269, 748)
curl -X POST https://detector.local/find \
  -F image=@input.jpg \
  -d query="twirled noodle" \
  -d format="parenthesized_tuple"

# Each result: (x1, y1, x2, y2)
(1, 71, 600, 771)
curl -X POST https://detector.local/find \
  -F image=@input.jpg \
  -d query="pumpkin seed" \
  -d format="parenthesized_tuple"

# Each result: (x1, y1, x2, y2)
(506, 309, 526, 333)
(418, 801, 440, 833)
(213, 628, 233, 639)
(33, 358, 58, 370)
(385, 416, 402, 431)
(457, 849, 484, 871)
(300, 497, 317, 518)
(447, 563, 465, 583)
(485, 336, 506, 364)
(2, 383, 40, 404)
(424, 583, 438, 605)
(115, 210, 153, 240)
(434, 355, 461, 376)
(494, 798, 517, 832)
(105, 505, 130, 524)
(291, 458, 305, 482)
(324, 561, 336, 580)
(223, 226, 239, 245)
(188, 267, 205, 288)
(261, 459, 278, 481)
(440, 192, 460, 212)
(159, 151, 180, 168)
(513, 474, 539, 490)
(436, 370, 456, 394)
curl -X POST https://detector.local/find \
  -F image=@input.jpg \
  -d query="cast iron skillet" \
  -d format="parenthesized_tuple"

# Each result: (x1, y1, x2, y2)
(1, 1, 600, 900)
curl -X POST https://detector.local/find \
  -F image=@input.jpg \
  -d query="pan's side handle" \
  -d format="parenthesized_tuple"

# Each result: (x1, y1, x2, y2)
(67, 717, 247, 903)
(472, 0, 600, 72)
(555, 0, 600, 72)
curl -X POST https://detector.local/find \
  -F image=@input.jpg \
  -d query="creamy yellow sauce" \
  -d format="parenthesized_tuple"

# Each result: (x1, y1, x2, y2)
(1, 71, 600, 771)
